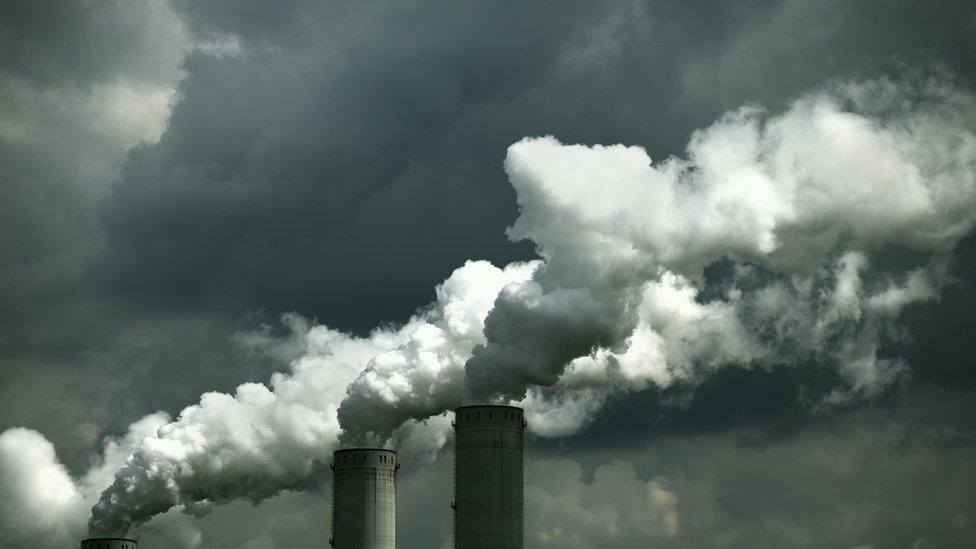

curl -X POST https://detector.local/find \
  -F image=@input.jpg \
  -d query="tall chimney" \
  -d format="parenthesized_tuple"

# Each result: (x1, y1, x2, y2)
(330, 448, 398, 548)
(453, 405, 525, 549)
(81, 539, 137, 549)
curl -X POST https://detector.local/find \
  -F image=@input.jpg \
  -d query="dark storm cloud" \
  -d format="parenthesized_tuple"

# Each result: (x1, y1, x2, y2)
(594, 414, 974, 547)
(94, 2, 604, 330)
(93, 0, 976, 335)
(0, 0, 190, 466)
(905, 232, 976, 388)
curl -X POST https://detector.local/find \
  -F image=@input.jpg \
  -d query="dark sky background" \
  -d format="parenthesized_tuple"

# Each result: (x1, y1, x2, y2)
(1, 1, 975, 548)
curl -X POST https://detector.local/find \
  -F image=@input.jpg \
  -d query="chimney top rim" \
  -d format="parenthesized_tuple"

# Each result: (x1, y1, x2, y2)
(454, 404, 523, 412)
(332, 447, 396, 454)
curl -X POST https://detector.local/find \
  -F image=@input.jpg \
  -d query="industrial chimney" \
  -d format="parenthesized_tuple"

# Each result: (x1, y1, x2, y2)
(330, 448, 398, 548)
(453, 405, 525, 549)
(81, 539, 137, 549)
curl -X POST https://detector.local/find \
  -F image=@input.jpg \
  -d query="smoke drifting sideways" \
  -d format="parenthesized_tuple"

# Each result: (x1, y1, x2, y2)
(85, 260, 537, 535)
(463, 76, 976, 408)
(1, 74, 973, 540)
(82, 76, 976, 535)
(350, 74, 976, 440)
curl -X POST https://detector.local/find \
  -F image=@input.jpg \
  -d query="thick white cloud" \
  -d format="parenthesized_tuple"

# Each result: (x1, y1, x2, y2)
(0, 414, 169, 548)
(339, 259, 538, 441)
(501, 81, 976, 280)
(466, 75, 976, 407)
(0, 428, 86, 548)
(517, 387, 607, 438)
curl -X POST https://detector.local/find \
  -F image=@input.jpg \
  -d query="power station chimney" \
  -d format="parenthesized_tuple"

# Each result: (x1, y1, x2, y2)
(81, 538, 137, 549)
(330, 448, 398, 548)
(453, 405, 525, 549)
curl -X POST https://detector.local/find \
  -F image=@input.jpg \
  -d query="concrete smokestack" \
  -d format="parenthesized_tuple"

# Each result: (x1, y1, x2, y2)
(453, 405, 525, 549)
(330, 448, 398, 548)
(81, 539, 137, 549)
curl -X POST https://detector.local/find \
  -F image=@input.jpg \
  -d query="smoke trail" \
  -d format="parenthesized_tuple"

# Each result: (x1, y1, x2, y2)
(71, 74, 976, 535)
(463, 76, 976, 404)
(346, 74, 976, 431)
(0, 415, 172, 548)
(86, 260, 534, 535)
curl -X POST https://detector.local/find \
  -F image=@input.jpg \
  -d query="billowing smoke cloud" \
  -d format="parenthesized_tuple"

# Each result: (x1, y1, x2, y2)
(463, 75, 976, 406)
(0, 428, 86, 548)
(340, 75, 976, 443)
(92, 75, 976, 535)
(337, 260, 538, 442)
(0, 414, 170, 548)
(2, 74, 974, 540)
(85, 260, 534, 535)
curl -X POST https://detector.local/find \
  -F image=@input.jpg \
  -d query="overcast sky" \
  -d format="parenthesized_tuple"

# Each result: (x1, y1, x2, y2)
(1, 1, 976, 548)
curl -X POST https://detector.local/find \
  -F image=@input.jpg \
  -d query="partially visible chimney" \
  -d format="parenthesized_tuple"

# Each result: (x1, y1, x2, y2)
(330, 448, 399, 548)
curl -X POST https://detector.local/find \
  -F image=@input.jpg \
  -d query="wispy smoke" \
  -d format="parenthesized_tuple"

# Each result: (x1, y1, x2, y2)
(2, 74, 973, 539)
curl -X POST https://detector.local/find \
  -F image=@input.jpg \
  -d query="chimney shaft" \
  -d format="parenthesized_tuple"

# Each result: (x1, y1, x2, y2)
(331, 448, 398, 548)
(453, 405, 525, 549)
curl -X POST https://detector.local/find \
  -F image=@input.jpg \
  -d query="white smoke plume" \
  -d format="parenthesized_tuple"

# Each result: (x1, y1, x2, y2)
(2, 74, 974, 540)
(345, 74, 976, 441)
(85, 260, 535, 535)
(0, 428, 86, 548)
(464, 75, 976, 405)
(0, 414, 170, 548)
(85, 75, 976, 534)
